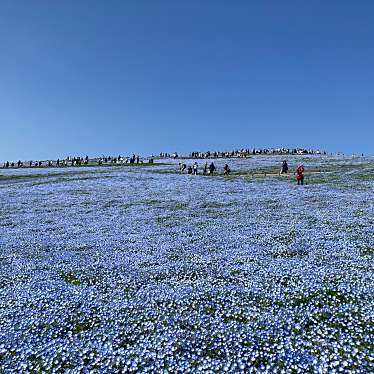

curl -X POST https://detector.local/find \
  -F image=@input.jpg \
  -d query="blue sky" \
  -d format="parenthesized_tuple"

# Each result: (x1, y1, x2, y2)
(0, 1, 373, 160)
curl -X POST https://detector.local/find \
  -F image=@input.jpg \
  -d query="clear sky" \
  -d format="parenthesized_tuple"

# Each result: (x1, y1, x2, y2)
(0, 0, 373, 160)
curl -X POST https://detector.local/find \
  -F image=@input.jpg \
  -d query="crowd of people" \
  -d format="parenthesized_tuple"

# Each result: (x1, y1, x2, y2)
(178, 161, 223, 176)
(179, 159, 306, 185)
(1, 157, 90, 169)
(1, 146, 326, 170)
(157, 148, 325, 159)
(97, 154, 147, 165)
(179, 162, 232, 176)
(1, 154, 150, 169)
(2, 154, 306, 184)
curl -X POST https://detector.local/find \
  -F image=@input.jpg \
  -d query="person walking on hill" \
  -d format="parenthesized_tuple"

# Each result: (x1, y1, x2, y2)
(193, 162, 198, 175)
(179, 163, 186, 173)
(223, 164, 231, 176)
(280, 160, 288, 174)
(208, 162, 216, 175)
(203, 162, 208, 175)
(296, 164, 305, 185)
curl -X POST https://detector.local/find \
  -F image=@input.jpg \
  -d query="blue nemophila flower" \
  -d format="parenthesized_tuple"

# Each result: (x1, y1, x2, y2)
(0, 156, 373, 372)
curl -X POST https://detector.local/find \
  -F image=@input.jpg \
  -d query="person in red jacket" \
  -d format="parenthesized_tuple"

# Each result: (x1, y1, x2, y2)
(296, 164, 305, 185)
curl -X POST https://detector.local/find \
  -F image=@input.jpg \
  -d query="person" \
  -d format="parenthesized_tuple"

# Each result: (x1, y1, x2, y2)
(179, 163, 186, 173)
(280, 160, 288, 174)
(223, 164, 231, 176)
(203, 162, 208, 175)
(187, 165, 192, 174)
(296, 164, 305, 185)
(193, 162, 198, 175)
(208, 162, 216, 175)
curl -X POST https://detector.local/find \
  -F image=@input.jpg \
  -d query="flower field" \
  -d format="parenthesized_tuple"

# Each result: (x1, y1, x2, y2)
(0, 156, 373, 373)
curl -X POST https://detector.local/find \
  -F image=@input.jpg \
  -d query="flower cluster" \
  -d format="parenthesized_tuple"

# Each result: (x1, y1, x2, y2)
(0, 156, 373, 372)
